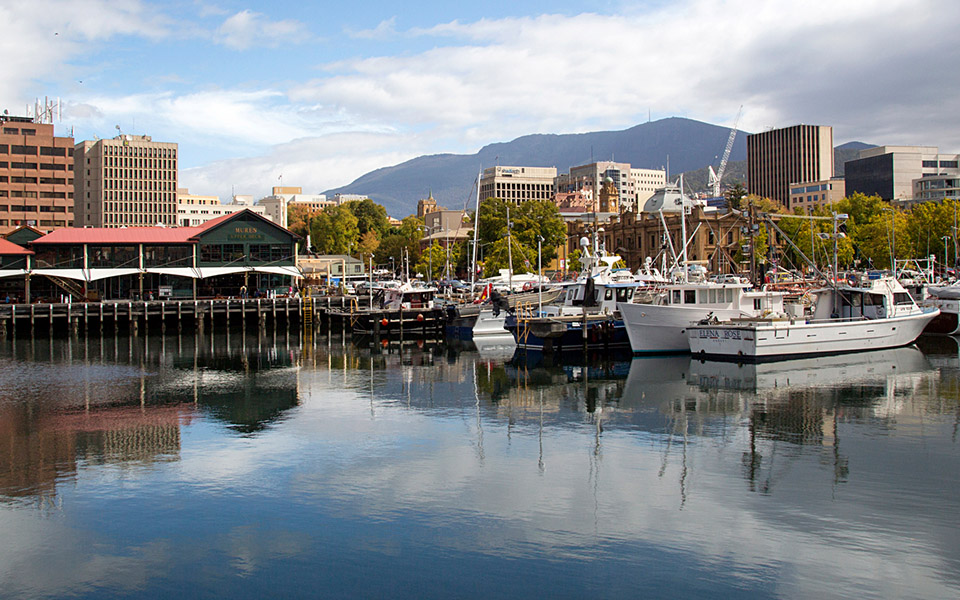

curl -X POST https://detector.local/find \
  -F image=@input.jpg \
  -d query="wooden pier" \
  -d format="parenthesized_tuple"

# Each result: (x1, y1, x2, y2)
(0, 297, 304, 337)
(0, 295, 453, 339)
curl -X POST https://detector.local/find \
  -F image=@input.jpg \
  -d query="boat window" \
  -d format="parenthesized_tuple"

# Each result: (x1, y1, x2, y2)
(699, 290, 709, 304)
(864, 293, 883, 306)
(753, 298, 761, 310)
(708, 289, 717, 303)
(893, 292, 913, 305)
(684, 290, 696, 304)
(672, 290, 681, 304)
(626, 288, 634, 299)
(604, 289, 613, 301)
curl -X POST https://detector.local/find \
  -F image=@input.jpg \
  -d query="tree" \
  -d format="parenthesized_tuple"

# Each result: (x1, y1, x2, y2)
(357, 230, 380, 264)
(414, 242, 446, 280)
(475, 198, 565, 271)
(726, 182, 747, 210)
(376, 216, 424, 275)
(310, 205, 359, 255)
(287, 204, 315, 240)
(344, 198, 390, 237)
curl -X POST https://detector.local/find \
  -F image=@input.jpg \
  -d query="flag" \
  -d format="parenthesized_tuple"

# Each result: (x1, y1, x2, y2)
(478, 283, 491, 302)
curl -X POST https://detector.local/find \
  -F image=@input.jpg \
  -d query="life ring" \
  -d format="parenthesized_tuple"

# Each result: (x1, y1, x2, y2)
(523, 282, 533, 292)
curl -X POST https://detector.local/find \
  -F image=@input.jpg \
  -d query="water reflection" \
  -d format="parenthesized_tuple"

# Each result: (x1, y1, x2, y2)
(0, 329, 302, 502)
(0, 331, 958, 599)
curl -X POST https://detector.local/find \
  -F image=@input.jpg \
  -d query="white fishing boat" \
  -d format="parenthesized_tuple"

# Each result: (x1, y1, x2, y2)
(687, 276, 939, 361)
(617, 281, 794, 354)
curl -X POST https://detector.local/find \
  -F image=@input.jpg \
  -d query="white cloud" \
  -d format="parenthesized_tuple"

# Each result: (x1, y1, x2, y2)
(214, 9, 311, 50)
(180, 132, 420, 202)
(0, 0, 172, 111)
(346, 17, 399, 40)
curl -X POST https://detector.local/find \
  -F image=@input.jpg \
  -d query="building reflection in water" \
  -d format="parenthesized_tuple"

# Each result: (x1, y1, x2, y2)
(0, 327, 303, 503)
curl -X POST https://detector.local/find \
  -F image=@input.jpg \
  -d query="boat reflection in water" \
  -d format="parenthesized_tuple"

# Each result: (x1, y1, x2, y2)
(1, 331, 959, 599)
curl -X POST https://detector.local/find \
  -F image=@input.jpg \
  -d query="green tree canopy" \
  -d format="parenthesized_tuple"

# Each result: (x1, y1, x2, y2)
(344, 198, 390, 237)
(310, 205, 359, 255)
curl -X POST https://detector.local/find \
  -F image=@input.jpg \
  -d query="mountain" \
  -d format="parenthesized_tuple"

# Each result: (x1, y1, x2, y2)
(323, 117, 748, 217)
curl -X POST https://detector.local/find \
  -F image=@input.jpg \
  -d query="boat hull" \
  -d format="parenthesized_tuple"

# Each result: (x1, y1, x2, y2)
(923, 297, 960, 334)
(688, 310, 939, 362)
(504, 314, 629, 352)
(618, 302, 757, 354)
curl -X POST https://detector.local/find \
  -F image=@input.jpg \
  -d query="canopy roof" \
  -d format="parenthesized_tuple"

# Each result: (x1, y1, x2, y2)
(29, 209, 299, 245)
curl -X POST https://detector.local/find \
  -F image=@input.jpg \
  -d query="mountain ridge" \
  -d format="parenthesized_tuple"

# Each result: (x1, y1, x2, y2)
(323, 118, 875, 216)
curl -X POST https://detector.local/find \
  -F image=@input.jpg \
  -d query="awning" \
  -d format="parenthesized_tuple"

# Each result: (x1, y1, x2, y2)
(32, 268, 88, 282)
(193, 266, 249, 279)
(249, 265, 303, 278)
(87, 268, 141, 282)
(145, 267, 200, 279)
(0, 269, 27, 279)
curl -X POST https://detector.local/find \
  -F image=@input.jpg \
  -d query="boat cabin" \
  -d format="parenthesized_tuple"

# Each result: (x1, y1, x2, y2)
(380, 284, 437, 310)
(810, 277, 919, 321)
(655, 282, 786, 314)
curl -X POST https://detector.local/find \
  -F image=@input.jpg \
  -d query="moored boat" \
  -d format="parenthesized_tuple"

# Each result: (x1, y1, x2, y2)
(687, 276, 939, 361)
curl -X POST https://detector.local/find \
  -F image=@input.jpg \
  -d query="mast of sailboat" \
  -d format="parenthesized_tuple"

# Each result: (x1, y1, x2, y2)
(680, 175, 689, 282)
(471, 170, 481, 292)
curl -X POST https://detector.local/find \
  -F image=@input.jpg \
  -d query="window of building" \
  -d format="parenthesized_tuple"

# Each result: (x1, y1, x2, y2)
(923, 160, 939, 168)
(940, 160, 959, 169)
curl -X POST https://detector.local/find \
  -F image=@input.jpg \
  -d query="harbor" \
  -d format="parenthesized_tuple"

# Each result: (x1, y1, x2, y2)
(1, 329, 958, 599)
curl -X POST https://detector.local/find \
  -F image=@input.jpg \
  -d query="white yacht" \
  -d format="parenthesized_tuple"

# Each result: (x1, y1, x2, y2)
(687, 276, 939, 361)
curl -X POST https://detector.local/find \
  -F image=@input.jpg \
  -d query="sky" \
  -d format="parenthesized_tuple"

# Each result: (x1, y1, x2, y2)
(2, 0, 959, 204)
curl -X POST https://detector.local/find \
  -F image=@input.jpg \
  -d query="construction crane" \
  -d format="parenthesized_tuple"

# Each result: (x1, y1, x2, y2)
(708, 105, 743, 198)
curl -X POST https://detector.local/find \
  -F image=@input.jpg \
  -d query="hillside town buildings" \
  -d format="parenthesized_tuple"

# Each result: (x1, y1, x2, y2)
(0, 115, 75, 235)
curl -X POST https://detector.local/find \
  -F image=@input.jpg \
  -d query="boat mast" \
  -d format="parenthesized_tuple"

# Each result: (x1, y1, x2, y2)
(471, 170, 481, 290)
(680, 176, 689, 282)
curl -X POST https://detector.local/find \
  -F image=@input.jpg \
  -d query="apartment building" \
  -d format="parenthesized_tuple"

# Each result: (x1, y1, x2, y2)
(0, 115, 75, 234)
(747, 125, 834, 210)
(74, 134, 178, 227)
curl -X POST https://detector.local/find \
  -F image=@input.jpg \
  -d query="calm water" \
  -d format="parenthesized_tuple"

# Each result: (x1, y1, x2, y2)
(1, 329, 959, 599)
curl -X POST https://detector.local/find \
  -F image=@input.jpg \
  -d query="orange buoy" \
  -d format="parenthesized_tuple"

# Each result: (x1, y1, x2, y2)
(416, 313, 425, 322)
(381, 318, 389, 326)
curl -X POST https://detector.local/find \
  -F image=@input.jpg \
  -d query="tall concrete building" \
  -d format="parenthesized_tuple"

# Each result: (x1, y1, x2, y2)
(0, 115, 75, 234)
(747, 125, 833, 210)
(74, 134, 178, 227)
(479, 166, 557, 205)
(844, 146, 960, 203)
